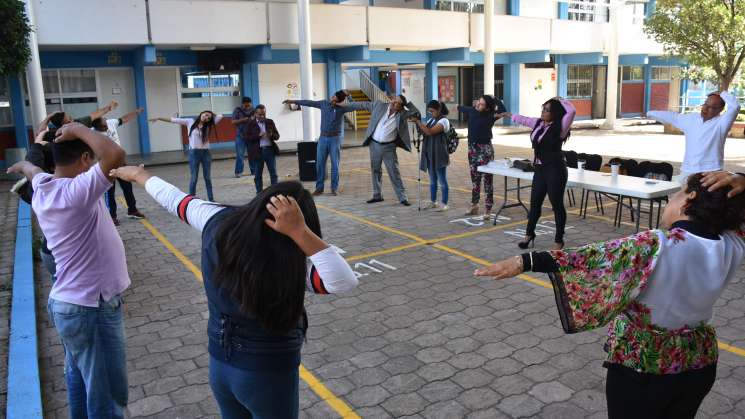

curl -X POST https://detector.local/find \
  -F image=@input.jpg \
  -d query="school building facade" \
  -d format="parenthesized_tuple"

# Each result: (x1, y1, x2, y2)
(1, 0, 685, 167)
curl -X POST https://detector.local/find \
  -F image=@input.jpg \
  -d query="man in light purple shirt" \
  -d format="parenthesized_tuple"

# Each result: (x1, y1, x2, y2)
(9, 122, 129, 419)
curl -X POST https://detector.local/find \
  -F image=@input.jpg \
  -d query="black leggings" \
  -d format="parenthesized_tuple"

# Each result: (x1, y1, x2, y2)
(606, 363, 716, 419)
(525, 162, 567, 242)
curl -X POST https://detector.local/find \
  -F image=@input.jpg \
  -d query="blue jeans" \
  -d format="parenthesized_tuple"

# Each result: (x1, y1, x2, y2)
(209, 357, 299, 419)
(189, 149, 214, 201)
(428, 165, 449, 204)
(250, 147, 278, 193)
(48, 296, 127, 419)
(234, 136, 246, 175)
(316, 136, 341, 192)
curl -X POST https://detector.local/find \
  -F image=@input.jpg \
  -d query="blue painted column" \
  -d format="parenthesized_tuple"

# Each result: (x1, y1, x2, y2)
(133, 46, 154, 155)
(645, 0, 656, 18)
(424, 0, 435, 9)
(324, 0, 341, 3)
(507, 0, 520, 15)
(643, 64, 652, 114)
(558, 1, 568, 19)
(241, 63, 261, 104)
(8, 75, 29, 149)
(425, 62, 438, 104)
(326, 57, 342, 99)
(503, 63, 520, 126)
(556, 56, 568, 98)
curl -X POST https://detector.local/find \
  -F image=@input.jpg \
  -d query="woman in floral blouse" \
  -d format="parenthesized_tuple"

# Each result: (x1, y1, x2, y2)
(476, 171, 745, 419)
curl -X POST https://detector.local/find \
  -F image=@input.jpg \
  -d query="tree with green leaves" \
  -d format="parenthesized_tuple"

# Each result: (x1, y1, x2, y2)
(644, 0, 745, 90)
(0, 0, 32, 77)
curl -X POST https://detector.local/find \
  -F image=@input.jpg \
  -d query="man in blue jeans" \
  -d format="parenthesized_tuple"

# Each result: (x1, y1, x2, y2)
(231, 97, 254, 177)
(9, 122, 130, 419)
(284, 90, 355, 196)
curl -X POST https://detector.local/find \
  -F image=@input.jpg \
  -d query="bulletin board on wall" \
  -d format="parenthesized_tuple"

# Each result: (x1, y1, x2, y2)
(438, 76, 456, 103)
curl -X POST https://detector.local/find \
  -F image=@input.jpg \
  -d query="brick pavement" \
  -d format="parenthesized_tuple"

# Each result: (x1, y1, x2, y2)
(31, 135, 745, 418)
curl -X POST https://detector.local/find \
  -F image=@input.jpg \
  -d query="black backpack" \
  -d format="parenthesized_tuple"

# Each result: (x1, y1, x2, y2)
(446, 126, 459, 154)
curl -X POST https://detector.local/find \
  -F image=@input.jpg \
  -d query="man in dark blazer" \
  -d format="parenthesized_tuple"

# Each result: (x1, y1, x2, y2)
(245, 105, 280, 193)
(344, 94, 418, 206)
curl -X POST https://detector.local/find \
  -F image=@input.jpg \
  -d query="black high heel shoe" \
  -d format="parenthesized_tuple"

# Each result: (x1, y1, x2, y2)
(518, 235, 536, 249)
(553, 241, 565, 251)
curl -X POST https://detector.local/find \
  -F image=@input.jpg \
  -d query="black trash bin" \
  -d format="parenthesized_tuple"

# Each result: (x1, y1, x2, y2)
(297, 141, 317, 182)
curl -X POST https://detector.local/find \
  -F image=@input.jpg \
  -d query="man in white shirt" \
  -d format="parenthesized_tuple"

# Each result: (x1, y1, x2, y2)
(92, 108, 146, 225)
(343, 95, 418, 206)
(648, 91, 740, 183)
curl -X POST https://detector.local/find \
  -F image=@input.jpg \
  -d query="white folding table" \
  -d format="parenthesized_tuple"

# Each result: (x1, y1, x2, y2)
(478, 162, 681, 231)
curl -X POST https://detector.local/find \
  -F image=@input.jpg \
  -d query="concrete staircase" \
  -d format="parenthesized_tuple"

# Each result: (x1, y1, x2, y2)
(349, 90, 372, 130)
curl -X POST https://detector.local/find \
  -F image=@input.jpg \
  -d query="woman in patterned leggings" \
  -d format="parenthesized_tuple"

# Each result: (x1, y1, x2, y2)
(457, 95, 507, 219)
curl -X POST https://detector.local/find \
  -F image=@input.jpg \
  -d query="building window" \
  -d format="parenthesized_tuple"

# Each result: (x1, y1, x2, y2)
(652, 67, 672, 81)
(622, 66, 644, 81)
(568, 0, 610, 23)
(0, 78, 11, 127)
(37, 69, 99, 117)
(180, 70, 240, 116)
(567, 65, 593, 98)
(435, 0, 484, 13)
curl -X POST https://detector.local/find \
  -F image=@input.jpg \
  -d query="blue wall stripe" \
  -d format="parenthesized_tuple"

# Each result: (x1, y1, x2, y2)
(6, 201, 42, 419)
(133, 47, 151, 155)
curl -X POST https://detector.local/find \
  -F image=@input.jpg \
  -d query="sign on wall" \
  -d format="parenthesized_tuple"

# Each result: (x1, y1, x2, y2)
(438, 76, 456, 103)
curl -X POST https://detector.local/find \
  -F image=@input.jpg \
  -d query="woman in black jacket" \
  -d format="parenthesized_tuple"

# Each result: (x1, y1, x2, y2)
(501, 97, 576, 250)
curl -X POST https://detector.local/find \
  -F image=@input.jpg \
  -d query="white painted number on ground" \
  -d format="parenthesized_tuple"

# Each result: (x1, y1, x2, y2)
(333, 245, 397, 279)
(503, 221, 575, 238)
(450, 215, 511, 227)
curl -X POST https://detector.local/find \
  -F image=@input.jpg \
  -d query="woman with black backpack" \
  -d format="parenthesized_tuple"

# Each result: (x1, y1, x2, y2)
(499, 96, 576, 250)
(411, 100, 452, 211)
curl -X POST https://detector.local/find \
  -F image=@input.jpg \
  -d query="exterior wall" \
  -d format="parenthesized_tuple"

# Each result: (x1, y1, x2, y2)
(368, 8, 470, 49)
(269, 3, 367, 47)
(569, 99, 592, 118)
(550, 20, 606, 53)
(519, 65, 557, 116)
(621, 82, 644, 115)
(470, 14, 551, 52)
(258, 63, 327, 142)
(97, 69, 140, 155)
(33, 0, 148, 46)
(520, 0, 557, 19)
(650, 83, 670, 111)
(149, 0, 267, 45)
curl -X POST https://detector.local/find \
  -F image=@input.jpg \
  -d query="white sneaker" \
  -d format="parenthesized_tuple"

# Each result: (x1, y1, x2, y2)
(424, 201, 438, 209)
(437, 204, 449, 212)
(480, 212, 493, 221)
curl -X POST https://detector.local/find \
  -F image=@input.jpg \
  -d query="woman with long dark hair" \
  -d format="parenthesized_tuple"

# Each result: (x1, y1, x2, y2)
(150, 110, 223, 201)
(458, 95, 507, 219)
(411, 100, 451, 211)
(499, 97, 576, 249)
(476, 171, 745, 419)
(109, 165, 357, 419)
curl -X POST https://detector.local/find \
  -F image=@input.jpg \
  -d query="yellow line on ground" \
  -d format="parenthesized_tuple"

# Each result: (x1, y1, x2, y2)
(121, 199, 359, 418)
(300, 366, 361, 419)
(345, 242, 425, 262)
(316, 203, 426, 243)
(321, 202, 745, 360)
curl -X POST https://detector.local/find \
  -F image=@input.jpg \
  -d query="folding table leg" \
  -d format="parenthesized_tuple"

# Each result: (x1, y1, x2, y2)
(635, 198, 642, 232)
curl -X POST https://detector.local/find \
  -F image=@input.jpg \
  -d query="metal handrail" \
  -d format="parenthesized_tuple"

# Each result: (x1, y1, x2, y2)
(359, 71, 390, 104)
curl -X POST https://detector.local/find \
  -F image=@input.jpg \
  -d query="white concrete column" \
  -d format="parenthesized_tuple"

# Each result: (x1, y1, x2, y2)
(602, 0, 619, 129)
(24, 0, 46, 128)
(483, 0, 495, 95)
(297, 0, 315, 141)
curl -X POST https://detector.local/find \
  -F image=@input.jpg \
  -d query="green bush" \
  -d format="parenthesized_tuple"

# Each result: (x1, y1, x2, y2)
(0, 0, 32, 77)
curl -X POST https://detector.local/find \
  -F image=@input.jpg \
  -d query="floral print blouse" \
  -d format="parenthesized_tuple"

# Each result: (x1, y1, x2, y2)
(537, 225, 744, 375)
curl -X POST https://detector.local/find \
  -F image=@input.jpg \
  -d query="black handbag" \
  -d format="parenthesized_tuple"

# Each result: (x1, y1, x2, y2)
(512, 159, 534, 172)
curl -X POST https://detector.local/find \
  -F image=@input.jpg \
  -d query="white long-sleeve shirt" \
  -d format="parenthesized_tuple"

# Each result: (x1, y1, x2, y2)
(171, 115, 224, 150)
(144, 176, 358, 294)
(648, 92, 740, 174)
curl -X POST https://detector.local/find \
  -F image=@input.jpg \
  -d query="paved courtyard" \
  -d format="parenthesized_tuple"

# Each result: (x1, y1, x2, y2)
(33, 129, 745, 418)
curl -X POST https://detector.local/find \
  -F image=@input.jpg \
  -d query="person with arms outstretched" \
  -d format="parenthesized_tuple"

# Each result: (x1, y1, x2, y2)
(284, 90, 355, 196)
(108, 164, 357, 419)
(150, 110, 223, 201)
(648, 91, 740, 183)
(476, 171, 745, 419)
(92, 108, 146, 225)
